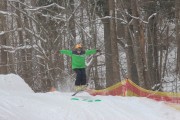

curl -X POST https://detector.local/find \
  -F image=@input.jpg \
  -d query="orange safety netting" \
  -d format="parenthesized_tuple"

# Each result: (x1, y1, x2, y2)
(88, 79, 180, 104)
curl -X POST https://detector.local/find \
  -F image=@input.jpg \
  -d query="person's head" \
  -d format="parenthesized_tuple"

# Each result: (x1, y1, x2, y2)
(74, 43, 83, 52)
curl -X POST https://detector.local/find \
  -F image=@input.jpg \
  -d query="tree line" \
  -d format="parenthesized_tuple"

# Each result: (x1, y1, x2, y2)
(0, 0, 180, 92)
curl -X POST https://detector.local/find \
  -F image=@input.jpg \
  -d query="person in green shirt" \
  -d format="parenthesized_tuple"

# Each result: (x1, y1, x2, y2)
(60, 43, 100, 91)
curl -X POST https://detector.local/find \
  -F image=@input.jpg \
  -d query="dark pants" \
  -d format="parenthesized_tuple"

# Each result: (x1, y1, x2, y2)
(74, 68, 86, 86)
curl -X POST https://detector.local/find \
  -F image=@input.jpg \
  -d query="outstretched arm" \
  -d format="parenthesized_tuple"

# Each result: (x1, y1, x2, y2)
(59, 50, 72, 56)
(85, 49, 97, 55)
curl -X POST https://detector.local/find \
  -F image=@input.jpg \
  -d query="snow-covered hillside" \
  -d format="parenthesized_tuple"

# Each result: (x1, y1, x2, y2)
(0, 74, 180, 120)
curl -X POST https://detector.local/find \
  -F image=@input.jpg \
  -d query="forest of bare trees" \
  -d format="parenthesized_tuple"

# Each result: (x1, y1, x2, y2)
(0, 0, 180, 93)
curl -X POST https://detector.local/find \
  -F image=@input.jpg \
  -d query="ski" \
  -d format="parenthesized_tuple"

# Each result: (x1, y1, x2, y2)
(72, 89, 84, 96)
(72, 85, 88, 96)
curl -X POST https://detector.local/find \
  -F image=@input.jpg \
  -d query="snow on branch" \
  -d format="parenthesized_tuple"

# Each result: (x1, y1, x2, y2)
(9, 0, 33, 8)
(0, 28, 23, 36)
(103, 16, 112, 19)
(126, 12, 148, 24)
(24, 28, 47, 43)
(95, 16, 127, 24)
(0, 10, 18, 17)
(67, 3, 81, 21)
(0, 31, 5, 36)
(86, 55, 94, 67)
(126, 12, 157, 24)
(9, 2, 49, 34)
(41, 13, 66, 21)
(25, 3, 65, 11)
(75, 20, 92, 39)
(0, 45, 36, 53)
(86, 53, 102, 69)
(36, 55, 45, 60)
(148, 13, 157, 22)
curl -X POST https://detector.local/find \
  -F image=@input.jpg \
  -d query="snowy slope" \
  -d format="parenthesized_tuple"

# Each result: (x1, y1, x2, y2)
(0, 74, 34, 93)
(0, 74, 180, 120)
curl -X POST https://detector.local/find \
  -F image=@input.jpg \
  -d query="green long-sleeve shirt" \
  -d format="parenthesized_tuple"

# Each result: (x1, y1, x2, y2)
(60, 49, 96, 69)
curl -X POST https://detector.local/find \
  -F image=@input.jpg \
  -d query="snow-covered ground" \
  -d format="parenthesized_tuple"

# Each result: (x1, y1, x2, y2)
(0, 74, 180, 120)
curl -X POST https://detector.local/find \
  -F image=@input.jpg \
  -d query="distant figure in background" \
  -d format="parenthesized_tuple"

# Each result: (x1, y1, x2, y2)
(60, 43, 100, 91)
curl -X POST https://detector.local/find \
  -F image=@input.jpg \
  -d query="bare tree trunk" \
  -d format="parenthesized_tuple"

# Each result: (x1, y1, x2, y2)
(147, 16, 160, 89)
(80, 1, 85, 45)
(0, 0, 8, 74)
(175, 0, 180, 76)
(117, 0, 139, 84)
(7, 13, 15, 73)
(105, 0, 121, 87)
(125, 0, 139, 85)
(15, 0, 30, 84)
(131, 0, 145, 87)
(103, 0, 113, 86)
(69, 0, 76, 45)
(109, 0, 121, 82)
(116, 0, 125, 41)
(83, 0, 102, 89)
(145, 1, 161, 90)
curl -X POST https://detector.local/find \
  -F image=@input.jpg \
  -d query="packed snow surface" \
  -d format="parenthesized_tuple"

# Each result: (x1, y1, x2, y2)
(0, 74, 180, 120)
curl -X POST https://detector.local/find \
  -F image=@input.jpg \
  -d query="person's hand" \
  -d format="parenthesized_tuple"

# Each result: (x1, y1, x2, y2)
(54, 51, 58, 55)
(96, 49, 101, 53)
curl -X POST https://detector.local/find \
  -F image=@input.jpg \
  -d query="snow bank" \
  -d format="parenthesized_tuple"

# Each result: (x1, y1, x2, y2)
(0, 74, 34, 93)
(0, 74, 179, 120)
(1, 92, 180, 120)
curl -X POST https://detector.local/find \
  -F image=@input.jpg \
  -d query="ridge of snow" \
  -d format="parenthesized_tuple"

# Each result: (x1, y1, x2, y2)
(0, 74, 34, 94)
